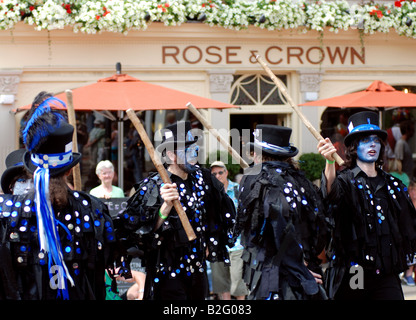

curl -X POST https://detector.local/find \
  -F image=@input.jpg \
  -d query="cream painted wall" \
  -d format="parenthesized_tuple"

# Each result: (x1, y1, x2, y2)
(1, 22, 416, 176)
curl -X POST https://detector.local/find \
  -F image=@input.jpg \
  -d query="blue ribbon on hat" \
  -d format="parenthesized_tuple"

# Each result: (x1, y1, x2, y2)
(33, 166, 74, 300)
(254, 138, 293, 154)
(350, 123, 381, 134)
(31, 150, 74, 169)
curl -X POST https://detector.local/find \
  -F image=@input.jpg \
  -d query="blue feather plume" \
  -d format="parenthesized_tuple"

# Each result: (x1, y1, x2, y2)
(22, 97, 66, 151)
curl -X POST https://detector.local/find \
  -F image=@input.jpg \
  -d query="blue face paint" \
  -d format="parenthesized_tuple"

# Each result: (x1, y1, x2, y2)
(357, 135, 381, 163)
(176, 144, 199, 173)
(176, 144, 199, 165)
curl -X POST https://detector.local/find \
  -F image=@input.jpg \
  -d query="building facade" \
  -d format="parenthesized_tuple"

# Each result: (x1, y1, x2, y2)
(1, 11, 416, 190)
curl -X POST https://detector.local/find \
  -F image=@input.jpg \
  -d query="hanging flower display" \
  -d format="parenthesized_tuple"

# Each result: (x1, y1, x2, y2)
(0, 0, 416, 39)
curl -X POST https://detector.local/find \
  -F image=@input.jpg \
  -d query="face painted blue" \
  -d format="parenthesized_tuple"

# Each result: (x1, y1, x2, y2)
(176, 144, 199, 174)
(176, 144, 199, 165)
(357, 135, 381, 163)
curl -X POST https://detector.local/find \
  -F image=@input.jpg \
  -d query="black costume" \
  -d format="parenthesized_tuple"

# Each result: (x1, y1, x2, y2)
(235, 161, 329, 300)
(321, 111, 416, 299)
(0, 94, 115, 300)
(115, 166, 236, 300)
(322, 166, 416, 299)
(0, 190, 115, 300)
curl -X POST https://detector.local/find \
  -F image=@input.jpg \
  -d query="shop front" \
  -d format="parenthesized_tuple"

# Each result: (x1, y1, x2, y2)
(1, 19, 416, 191)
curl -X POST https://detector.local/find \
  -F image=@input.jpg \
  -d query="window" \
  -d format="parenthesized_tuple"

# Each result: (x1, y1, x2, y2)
(230, 74, 287, 106)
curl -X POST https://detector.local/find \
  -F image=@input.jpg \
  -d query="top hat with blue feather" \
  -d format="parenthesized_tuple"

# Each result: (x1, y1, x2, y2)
(20, 93, 79, 299)
(22, 96, 81, 176)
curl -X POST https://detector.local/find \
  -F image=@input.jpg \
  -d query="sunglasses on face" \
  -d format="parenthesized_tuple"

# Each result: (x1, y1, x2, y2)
(212, 170, 225, 176)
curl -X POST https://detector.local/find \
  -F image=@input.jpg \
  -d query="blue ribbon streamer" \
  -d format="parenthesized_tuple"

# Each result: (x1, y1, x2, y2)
(34, 166, 74, 300)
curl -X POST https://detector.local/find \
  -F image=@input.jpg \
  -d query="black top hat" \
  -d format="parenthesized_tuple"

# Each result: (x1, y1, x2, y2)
(1, 149, 35, 194)
(249, 124, 299, 157)
(344, 111, 387, 147)
(23, 121, 82, 177)
(156, 121, 198, 154)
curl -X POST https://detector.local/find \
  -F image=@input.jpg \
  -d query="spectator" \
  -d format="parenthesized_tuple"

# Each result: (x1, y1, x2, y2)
(394, 120, 415, 181)
(85, 119, 105, 170)
(402, 181, 416, 286)
(210, 161, 248, 300)
(90, 160, 124, 199)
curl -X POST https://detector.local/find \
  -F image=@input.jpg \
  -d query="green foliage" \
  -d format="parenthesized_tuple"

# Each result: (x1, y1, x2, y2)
(298, 152, 325, 181)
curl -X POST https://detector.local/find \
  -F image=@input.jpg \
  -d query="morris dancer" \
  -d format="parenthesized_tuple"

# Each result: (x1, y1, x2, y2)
(0, 92, 115, 300)
(317, 111, 416, 299)
(115, 121, 236, 300)
(235, 124, 329, 300)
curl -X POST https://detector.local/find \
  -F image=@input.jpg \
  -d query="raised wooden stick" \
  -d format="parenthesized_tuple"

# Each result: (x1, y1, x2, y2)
(126, 109, 196, 241)
(65, 89, 82, 190)
(256, 55, 345, 166)
(186, 102, 249, 169)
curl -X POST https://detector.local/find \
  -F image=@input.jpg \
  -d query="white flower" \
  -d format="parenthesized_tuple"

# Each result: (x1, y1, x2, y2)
(0, 0, 415, 39)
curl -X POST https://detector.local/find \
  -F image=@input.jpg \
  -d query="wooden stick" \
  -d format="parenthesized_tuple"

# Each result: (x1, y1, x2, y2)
(186, 102, 249, 169)
(126, 109, 197, 241)
(256, 55, 345, 166)
(65, 90, 82, 190)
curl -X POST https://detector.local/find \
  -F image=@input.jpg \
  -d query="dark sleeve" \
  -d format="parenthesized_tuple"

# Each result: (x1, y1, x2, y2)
(112, 174, 163, 275)
(320, 170, 341, 202)
(0, 194, 23, 300)
(115, 175, 162, 237)
(320, 170, 354, 215)
(203, 169, 236, 263)
(391, 178, 416, 257)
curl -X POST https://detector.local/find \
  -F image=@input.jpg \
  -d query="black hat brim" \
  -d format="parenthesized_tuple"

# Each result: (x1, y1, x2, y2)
(1, 166, 24, 194)
(344, 129, 387, 147)
(23, 151, 82, 177)
(248, 142, 299, 158)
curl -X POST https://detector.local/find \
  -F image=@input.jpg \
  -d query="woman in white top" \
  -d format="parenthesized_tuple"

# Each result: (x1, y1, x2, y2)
(90, 160, 125, 199)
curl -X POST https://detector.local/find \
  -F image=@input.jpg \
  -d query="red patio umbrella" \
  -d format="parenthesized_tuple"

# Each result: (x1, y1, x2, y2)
(299, 80, 416, 108)
(15, 70, 235, 189)
(16, 73, 234, 111)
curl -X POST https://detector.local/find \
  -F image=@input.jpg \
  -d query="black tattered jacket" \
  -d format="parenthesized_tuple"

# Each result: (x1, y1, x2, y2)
(0, 190, 115, 300)
(321, 166, 416, 297)
(235, 161, 330, 300)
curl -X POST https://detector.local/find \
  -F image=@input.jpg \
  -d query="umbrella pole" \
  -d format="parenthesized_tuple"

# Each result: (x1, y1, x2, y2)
(255, 55, 345, 166)
(186, 102, 249, 169)
(117, 110, 124, 189)
(126, 109, 197, 241)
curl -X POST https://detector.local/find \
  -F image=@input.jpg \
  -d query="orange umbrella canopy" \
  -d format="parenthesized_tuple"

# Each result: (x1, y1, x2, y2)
(299, 80, 416, 108)
(17, 73, 235, 111)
